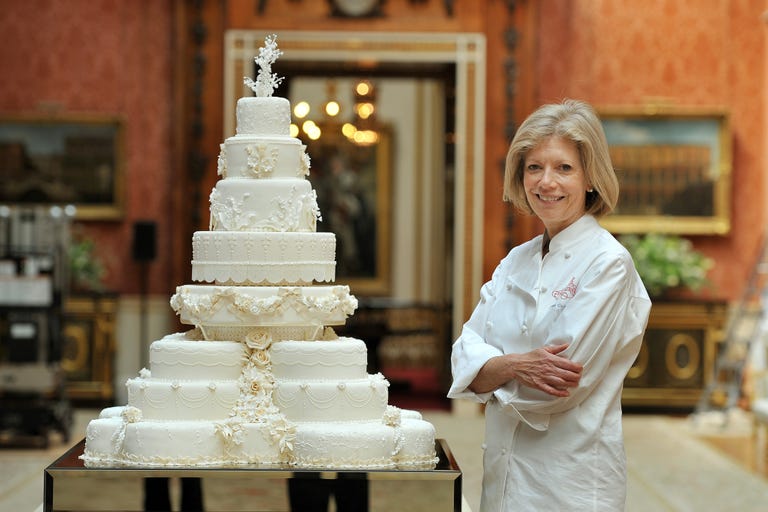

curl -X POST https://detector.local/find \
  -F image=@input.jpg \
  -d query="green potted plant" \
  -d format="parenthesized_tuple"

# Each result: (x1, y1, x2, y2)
(68, 237, 105, 293)
(619, 233, 714, 299)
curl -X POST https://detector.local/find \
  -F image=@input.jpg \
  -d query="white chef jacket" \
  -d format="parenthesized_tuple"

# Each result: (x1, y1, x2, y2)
(449, 215, 651, 512)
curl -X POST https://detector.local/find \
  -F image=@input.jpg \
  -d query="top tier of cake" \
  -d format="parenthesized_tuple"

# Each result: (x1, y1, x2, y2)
(236, 97, 291, 137)
(209, 96, 320, 233)
(219, 97, 308, 181)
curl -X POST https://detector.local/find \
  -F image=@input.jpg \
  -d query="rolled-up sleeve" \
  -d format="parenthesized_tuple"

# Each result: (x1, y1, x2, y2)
(447, 267, 506, 402)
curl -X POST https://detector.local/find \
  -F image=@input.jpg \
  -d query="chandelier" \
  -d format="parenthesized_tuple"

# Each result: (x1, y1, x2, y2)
(291, 79, 380, 146)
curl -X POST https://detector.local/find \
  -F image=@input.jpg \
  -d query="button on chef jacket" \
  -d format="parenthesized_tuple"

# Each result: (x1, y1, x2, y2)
(449, 215, 651, 512)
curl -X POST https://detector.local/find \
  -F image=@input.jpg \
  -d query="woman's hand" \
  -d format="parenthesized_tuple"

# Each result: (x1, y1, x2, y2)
(510, 344, 582, 397)
(468, 343, 582, 397)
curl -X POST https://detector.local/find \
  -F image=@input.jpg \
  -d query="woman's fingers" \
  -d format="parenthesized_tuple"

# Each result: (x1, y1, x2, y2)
(558, 367, 581, 385)
(544, 343, 570, 355)
(543, 344, 582, 369)
(540, 381, 571, 397)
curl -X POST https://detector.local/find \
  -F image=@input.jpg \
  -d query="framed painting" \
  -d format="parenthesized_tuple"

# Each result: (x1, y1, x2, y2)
(305, 123, 392, 296)
(598, 107, 731, 235)
(0, 114, 125, 220)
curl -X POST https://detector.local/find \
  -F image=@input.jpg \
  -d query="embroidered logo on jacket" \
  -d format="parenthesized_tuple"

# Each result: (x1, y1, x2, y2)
(552, 277, 577, 300)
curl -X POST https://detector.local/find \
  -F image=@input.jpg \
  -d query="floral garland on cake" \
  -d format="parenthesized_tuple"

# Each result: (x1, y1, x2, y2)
(171, 285, 358, 326)
(214, 329, 296, 461)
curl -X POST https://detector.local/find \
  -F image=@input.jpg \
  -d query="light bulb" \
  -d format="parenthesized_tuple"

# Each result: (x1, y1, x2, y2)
(294, 101, 311, 119)
(324, 101, 340, 117)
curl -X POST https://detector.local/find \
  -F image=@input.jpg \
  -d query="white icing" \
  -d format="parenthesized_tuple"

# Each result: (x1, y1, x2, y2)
(396, 418, 440, 466)
(236, 97, 291, 136)
(98, 406, 125, 419)
(273, 373, 389, 422)
(191, 231, 336, 285)
(149, 336, 245, 380)
(209, 179, 320, 232)
(271, 338, 368, 380)
(127, 378, 240, 421)
(118, 420, 283, 467)
(291, 418, 438, 469)
(221, 136, 309, 179)
(82, 416, 124, 463)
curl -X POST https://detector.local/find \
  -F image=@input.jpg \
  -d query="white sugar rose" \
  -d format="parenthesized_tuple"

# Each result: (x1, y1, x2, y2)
(245, 330, 272, 351)
(122, 406, 143, 423)
(251, 349, 271, 369)
(383, 405, 401, 427)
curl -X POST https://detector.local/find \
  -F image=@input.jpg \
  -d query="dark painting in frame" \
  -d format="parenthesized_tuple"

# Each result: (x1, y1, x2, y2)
(598, 106, 731, 235)
(305, 123, 392, 296)
(0, 114, 125, 220)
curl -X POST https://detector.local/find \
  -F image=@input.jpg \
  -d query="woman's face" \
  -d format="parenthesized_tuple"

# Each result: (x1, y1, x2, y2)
(523, 135, 589, 238)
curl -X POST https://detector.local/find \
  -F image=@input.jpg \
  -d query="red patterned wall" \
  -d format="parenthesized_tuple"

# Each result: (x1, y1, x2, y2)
(533, 0, 767, 300)
(1, 0, 765, 302)
(0, 0, 174, 295)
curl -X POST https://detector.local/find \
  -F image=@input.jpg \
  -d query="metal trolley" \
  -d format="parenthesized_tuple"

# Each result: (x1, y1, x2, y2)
(0, 205, 74, 448)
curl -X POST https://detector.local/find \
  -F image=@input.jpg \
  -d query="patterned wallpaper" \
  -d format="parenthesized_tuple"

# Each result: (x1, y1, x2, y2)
(0, 0, 174, 295)
(536, 0, 767, 299)
(0, 0, 765, 301)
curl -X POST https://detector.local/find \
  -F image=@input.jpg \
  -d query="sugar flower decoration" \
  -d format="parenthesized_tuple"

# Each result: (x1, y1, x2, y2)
(245, 329, 272, 351)
(244, 34, 283, 97)
(121, 406, 142, 423)
(383, 405, 402, 427)
(215, 419, 245, 449)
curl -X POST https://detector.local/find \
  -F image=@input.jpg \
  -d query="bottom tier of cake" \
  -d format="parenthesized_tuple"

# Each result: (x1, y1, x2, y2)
(80, 406, 438, 469)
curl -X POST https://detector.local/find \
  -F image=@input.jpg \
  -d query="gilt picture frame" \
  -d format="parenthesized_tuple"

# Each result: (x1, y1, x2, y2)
(598, 107, 731, 235)
(0, 114, 125, 220)
(304, 123, 392, 296)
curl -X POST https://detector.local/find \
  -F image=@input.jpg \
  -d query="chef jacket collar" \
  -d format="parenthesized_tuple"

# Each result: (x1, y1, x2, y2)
(544, 214, 598, 255)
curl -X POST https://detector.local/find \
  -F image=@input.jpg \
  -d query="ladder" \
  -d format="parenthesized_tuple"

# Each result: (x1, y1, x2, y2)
(694, 233, 768, 422)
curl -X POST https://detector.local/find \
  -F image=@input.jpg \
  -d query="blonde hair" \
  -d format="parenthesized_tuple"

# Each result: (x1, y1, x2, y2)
(503, 99, 618, 217)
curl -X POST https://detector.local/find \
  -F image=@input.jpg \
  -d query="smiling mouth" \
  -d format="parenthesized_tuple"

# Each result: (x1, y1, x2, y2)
(536, 194, 564, 202)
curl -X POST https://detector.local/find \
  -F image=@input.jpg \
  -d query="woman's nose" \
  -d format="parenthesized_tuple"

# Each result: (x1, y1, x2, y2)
(539, 168, 556, 187)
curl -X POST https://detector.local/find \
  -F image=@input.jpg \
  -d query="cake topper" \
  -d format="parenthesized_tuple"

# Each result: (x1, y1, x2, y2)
(244, 34, 284, 97)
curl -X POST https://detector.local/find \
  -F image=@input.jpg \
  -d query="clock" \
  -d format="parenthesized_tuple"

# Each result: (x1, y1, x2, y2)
(330, 0, 384, 18)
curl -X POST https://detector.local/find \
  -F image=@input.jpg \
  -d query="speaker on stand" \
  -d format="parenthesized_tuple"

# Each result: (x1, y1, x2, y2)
(132, 221, 156, 369)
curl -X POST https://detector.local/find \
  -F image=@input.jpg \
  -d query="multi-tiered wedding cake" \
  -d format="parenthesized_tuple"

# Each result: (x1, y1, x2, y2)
(80, 35, 437, 469)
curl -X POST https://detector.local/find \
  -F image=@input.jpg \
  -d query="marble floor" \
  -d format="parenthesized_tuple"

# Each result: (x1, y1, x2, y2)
(2, 407, 768, 511)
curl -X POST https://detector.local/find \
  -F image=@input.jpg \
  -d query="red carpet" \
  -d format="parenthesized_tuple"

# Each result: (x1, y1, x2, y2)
(382, 367, 451, 411)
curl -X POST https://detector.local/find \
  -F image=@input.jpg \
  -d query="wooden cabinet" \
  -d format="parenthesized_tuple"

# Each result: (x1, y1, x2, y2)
(622, 300, 727, 408)
(60, 293, 117, 404)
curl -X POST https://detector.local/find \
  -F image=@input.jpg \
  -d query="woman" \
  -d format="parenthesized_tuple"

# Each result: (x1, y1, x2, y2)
(448, 99, 651, 511)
